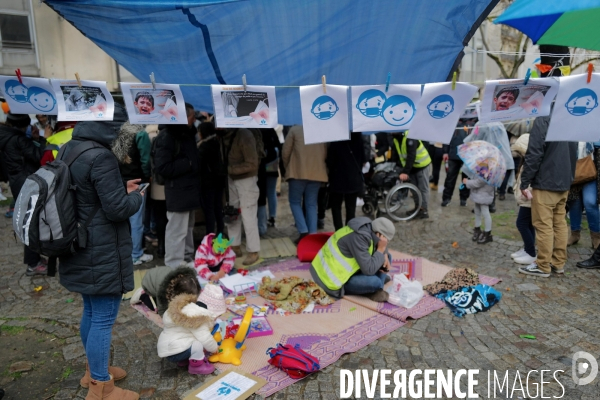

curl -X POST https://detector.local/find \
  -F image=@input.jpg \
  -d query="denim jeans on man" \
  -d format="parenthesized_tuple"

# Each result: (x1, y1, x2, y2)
(80, 294, 122, 381)
(344, 271, 389, 295)
(130, 194, 147, 259)
(266, 175, 278, 220)
(568, 180, 600, 233)
(288, 179, 320, 234)
(516, 206, 536, 257)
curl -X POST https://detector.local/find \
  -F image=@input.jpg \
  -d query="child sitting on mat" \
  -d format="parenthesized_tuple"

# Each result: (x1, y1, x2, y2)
(157, 275, 223, 375)
(194, 233, 237, 281)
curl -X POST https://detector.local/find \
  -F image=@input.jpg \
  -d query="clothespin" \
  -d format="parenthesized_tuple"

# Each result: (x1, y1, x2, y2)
(15, 69, 23, 84)
(523, 68, 531, 85)
(385, 72, 391, 93)
(322, 75, 326, 94)
(587, 63, 594, 84)
(74, 73, 82, 88)
(150, 72, 156, 90)
(451, 71, 457, 90)
(242, 74, 247, 91)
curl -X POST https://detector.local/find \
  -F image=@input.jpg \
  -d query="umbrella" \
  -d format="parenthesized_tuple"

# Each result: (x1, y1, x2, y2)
(457, 140, 507, 187)
(495, 1, 600, 51)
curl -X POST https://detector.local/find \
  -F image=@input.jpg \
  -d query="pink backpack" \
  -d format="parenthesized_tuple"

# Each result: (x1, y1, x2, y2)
(266, 343, 320, 379)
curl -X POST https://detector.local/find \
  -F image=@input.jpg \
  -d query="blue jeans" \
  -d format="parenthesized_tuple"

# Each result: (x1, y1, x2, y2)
(288, 179, 320, 234)
(80, 294, 122, 381)
(166, 348, 191, 363)
(569, 180, 600, 233)
(258, 205, 267, 236)
(516, 206, 536, 257)
(344, 271, 389, 295)
(130, 194, 147, 259)
(266, 176, 278, 219)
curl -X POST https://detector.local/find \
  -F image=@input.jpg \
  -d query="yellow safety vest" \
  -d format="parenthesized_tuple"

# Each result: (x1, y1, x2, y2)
(46, 128, 74, 158)
(311, 226, 374, 291)
(393, 135, 431, 169)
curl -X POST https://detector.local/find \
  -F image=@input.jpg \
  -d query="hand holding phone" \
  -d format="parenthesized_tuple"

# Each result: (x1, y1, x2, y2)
(137, 183, 149, 194)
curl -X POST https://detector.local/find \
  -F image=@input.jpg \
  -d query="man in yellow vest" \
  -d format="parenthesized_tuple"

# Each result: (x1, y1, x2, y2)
(310, 217, 395, 302)
(392, 131, 432, 218)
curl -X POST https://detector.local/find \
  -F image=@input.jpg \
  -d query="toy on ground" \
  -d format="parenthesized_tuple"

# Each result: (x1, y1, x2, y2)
(258, 276, 334, 313)
(209, 307, 253, 366)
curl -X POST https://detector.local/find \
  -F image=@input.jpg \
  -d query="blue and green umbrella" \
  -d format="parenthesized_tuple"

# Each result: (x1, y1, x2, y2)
(495, 0, 600, 51)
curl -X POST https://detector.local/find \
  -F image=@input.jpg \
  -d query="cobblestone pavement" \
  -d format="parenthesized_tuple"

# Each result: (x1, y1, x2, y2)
(2, 180, 600, 399)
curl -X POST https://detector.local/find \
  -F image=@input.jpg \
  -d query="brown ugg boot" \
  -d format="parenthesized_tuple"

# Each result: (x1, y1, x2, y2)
(231, 245, 242, 257)
(85, 375, 138, 400)
(568, 230, 580, 246)
(80, 363, 127, 388)
(242, 252, 260, 266)
(591, 231, 600, 249)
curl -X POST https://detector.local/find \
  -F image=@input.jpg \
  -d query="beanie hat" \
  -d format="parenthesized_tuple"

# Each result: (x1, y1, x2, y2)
(371, 217, 395, 241)
(6, 112, 31, 128)
(197, 284, 227, 318)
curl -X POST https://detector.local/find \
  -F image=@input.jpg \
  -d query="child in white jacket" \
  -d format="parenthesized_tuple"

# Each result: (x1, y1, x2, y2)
(157, 273, 218, 375)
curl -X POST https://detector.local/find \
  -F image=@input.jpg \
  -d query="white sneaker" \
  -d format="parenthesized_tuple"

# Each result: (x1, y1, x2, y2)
(0, 193, 6, 201)
(511, 249, 526, 259)
(133, 253, 154, 265)
(356, 198, 365, 207)
(513, 253, 537, 265)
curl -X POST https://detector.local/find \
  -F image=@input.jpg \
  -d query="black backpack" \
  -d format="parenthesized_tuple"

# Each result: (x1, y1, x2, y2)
(12, 141, 103, 257)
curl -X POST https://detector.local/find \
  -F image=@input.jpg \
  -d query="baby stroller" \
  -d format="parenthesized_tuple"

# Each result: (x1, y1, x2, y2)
(362, 162, 422, 221)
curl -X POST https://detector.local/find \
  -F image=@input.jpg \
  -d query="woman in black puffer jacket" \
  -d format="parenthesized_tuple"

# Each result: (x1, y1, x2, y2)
(58, 105, 142, 399)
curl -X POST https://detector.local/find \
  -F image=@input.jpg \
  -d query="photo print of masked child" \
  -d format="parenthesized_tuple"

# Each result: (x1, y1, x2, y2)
(0, 76, 58, 115)
(51, 79, 114, 121)
(211, 84, 278, 128)
(351, 84, 421, 132)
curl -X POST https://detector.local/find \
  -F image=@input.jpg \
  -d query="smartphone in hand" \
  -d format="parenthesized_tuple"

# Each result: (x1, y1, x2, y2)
(137, 183, 150, 194)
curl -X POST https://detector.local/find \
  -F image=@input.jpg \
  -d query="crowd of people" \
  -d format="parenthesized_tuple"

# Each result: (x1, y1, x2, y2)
(3, 92, 600, 397)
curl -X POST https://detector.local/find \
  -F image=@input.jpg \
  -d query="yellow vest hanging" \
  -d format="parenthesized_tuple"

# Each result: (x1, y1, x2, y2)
(393, 135, 431, 169)
(311, 226, 374, 291)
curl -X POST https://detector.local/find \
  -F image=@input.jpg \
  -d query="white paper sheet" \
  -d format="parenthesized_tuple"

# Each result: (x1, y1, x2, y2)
(195, 371, 257, 399)
(408, 82, 478, 144)
(479, 77, 559, 123)
(51, 80, 114, 121)
(300, 84, 349, 144)
(547, 73, 600, 142)
(120, 82, 187, 125)
(211, 85, 278, 128)
(0, 76, 58, 115)
(351, 84, 422, 132)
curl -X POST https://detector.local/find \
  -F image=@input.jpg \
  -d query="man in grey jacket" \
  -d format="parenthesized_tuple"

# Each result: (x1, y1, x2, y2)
(518, 116, 577, 277)
(310, 217, 394, 302)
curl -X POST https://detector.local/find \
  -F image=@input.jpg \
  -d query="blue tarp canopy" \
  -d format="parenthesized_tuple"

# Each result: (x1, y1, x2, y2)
(45, 0, 499, 125)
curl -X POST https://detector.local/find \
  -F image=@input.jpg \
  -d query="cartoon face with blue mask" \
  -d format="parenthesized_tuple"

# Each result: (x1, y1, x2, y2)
(356, 89, 386, 117)
(427, 94, 455, 119)
(381, 95, 416, 126)
(27, 87, 57, 113)
(311, 96, 339, 120)
(566, 88, 598, 116)
(5, 80, 28, 103)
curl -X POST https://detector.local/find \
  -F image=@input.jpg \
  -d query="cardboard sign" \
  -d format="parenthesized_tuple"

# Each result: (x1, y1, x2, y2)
(181, 370, 267, 400)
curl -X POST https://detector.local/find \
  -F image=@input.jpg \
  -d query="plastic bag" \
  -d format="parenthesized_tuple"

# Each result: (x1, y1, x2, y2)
(386, 273, 424, 309)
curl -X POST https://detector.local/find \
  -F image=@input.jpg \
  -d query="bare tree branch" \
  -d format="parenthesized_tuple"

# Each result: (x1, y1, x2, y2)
(480, 26, 510, 78)
(572, 57, 600, 71)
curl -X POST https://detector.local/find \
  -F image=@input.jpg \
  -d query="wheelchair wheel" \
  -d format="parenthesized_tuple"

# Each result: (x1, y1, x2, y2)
(384, 182, 422, 221)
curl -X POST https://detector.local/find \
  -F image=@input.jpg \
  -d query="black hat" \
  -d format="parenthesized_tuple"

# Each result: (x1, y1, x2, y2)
(6, 113, 31, 128)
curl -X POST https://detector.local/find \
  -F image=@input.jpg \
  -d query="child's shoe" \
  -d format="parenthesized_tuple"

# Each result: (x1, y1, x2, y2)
(477, 231, 493, 245)
(188, 358, 215, 375)
(472, 227, 481, 242)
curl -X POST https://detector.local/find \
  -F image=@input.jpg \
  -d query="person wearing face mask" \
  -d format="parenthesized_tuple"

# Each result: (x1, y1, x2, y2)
(0, 113, 47, 275)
